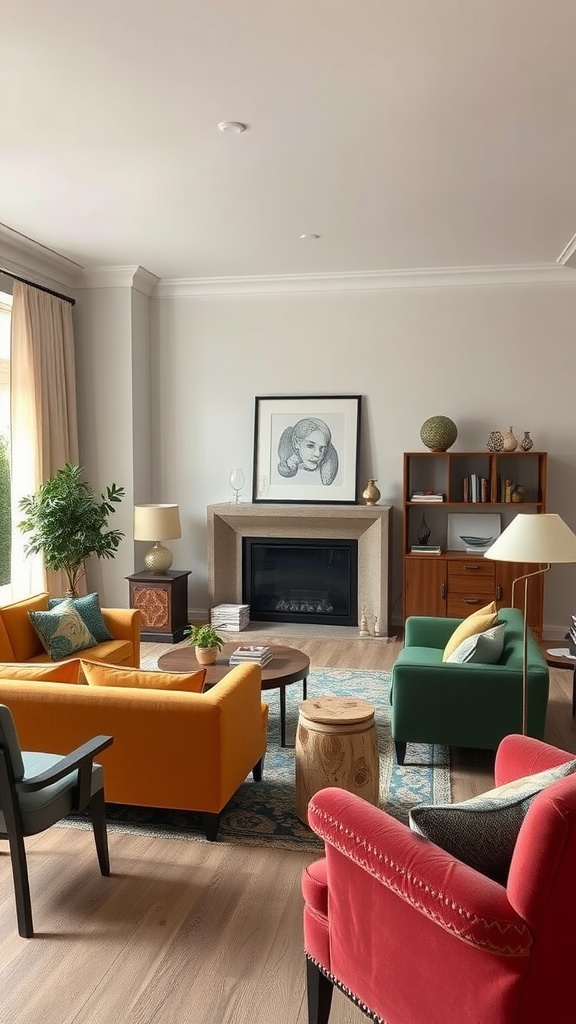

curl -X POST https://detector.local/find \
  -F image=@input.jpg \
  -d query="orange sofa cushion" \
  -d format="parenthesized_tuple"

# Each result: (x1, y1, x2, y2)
(81, 659, 206, 693)
(0, 659, 81, 683)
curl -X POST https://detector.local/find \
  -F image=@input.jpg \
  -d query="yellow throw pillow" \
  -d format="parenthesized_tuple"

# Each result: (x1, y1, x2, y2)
(442, 601, 499, 662)
(81, 660, 206, 693)
(0, 659, 81, 683)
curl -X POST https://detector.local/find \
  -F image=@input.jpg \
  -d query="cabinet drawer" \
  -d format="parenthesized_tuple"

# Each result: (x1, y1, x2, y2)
(448, 576, 495, 596)
(447, 595, 495, 617)
(447, 560, 495, 580)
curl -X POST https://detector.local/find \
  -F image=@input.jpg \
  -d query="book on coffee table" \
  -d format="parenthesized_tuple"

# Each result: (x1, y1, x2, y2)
(229, 645, 273, 666)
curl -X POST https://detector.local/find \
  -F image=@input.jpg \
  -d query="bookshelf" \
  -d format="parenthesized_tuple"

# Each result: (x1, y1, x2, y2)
(402, 451, 547, 634)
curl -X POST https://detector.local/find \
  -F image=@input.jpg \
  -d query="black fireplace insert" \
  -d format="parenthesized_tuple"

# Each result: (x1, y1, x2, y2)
(242, 537, 358, 626)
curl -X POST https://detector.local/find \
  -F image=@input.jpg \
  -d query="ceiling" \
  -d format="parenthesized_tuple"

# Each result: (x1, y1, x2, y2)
(2, 0, 576, 282)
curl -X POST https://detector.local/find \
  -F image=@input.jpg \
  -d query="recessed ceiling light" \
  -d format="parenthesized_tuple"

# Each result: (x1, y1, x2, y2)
(300, 233, 321, 240)
(217, 121, 247, 134)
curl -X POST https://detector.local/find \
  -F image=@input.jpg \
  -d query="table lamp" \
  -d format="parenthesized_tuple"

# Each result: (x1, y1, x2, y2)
(484, 513, 576, 734)
(134, 504, 181, 573)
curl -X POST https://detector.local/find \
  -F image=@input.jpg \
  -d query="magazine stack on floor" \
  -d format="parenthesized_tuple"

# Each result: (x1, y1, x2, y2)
(210, 604, 250, 631)
(229, 645, 273, 667)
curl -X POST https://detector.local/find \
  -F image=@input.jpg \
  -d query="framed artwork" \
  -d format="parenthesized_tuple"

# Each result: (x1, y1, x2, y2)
(252, 395, 362, 504)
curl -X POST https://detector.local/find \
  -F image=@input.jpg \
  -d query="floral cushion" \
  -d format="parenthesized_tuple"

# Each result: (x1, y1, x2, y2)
(28, 600, 97, 660)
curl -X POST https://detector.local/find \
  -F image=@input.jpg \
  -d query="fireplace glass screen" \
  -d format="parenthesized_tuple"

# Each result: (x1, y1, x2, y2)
(242, 537, 358, 626)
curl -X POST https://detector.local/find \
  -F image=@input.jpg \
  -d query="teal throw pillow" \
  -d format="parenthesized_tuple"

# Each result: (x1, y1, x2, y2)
(409, 758, 576, 884)
(445, 622, 506, 665)
(29, 600, 97, 660)
(48, 593, 113, 643)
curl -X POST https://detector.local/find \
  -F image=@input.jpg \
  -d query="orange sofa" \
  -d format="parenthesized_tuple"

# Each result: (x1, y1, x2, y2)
(0, 662, 268, 840)
(0, 593, 141, 668)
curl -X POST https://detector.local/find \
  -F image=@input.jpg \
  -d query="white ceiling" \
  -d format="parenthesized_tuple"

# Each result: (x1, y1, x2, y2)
(2, 0, 576, 282)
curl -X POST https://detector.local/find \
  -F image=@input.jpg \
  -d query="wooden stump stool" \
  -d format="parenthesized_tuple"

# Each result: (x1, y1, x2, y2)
(295, 696, 379, 824)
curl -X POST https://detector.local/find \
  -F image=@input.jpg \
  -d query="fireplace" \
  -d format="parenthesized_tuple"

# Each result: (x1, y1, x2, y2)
(207, 502, 391, 634)
(243, 537, 358, 625)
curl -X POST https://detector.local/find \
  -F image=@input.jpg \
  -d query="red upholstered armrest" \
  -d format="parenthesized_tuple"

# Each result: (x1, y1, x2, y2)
(308, 788, 531, 957)
(495, 734, 574, 787)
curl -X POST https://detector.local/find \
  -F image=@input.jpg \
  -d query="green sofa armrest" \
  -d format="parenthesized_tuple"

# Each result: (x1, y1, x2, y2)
(404, 615, 464, 650)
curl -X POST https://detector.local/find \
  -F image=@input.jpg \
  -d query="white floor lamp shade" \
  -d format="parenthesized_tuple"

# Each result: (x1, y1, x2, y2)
(485, 514, 576, 734)
(134, 504, 182, 573)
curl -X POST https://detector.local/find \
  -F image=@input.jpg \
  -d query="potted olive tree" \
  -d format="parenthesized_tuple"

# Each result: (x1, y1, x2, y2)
(18, 463, 125, 596)
(184, 624, 225, 665)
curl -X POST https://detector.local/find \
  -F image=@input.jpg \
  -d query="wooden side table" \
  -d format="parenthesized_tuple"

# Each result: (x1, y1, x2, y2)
(127, 570, 190, 643)
(295, 696, 379, 824)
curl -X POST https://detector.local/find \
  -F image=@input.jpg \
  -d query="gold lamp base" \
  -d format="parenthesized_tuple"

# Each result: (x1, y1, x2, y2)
(144, 543, 173, 573)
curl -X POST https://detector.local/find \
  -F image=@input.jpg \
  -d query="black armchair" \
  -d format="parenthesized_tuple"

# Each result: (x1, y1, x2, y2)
(0, 704, 113, 937)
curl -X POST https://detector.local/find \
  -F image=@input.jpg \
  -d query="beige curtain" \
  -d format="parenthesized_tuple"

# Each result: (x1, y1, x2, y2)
(10, 281, 79, 598)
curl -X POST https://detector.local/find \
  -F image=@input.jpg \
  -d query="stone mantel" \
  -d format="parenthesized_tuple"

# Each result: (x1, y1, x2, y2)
(207, 503, 391, 633)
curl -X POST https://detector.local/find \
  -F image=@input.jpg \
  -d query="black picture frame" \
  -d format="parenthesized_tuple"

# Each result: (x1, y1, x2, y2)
(252, 395, 362, 504)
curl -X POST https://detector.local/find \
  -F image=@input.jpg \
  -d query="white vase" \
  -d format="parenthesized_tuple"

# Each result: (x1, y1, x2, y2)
(503, 426, 518, 452)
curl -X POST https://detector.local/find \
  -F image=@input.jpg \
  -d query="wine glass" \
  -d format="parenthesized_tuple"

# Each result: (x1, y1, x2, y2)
(229, 468, 245, 503)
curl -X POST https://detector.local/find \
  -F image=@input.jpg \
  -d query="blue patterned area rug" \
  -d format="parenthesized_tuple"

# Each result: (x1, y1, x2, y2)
(60, 667, 450, 852)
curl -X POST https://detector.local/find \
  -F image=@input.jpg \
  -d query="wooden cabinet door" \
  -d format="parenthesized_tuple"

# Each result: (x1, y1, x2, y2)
(495, 561, 544, 634)
(404, 557, 447, 618)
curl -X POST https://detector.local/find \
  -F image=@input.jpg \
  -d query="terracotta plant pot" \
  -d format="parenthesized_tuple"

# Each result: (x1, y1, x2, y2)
(195, 646, 218, 665)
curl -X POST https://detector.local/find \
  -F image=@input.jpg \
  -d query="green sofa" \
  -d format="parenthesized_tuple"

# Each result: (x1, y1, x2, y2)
(390, 607, 549, 763)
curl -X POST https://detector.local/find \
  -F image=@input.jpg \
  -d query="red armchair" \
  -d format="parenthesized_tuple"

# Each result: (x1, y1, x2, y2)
(302, 734, 576, 1024)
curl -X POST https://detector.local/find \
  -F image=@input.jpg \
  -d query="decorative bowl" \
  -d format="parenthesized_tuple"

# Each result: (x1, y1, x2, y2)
(460, 535, 494, 547)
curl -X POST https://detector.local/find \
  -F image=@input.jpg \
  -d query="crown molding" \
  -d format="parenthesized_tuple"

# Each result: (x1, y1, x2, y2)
(154, 262, 576, 298)
(0, 223, 84, 293)
(80, 265, 159, 295)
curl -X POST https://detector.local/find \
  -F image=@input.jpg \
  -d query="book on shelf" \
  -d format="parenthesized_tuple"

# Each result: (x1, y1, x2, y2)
(229, 644, 273, 666)
(410, 491, 444, 502)
(410, 544, 442, 554)
(463, 475, 490, 503)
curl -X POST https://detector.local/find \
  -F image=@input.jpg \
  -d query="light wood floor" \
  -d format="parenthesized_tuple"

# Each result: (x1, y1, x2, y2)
(1, 634, 574, 1024)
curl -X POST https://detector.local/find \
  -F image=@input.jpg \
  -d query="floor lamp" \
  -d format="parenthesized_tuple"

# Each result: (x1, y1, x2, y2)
(484, 513, 576, 735)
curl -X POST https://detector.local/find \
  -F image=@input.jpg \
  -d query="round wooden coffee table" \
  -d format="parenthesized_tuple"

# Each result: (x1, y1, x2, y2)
(157, 643, 309, 747)
(540, 642, 576, 717)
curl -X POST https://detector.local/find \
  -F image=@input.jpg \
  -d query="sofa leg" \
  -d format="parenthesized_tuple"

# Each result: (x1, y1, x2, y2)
(252, 755, 265, 782)
(306, 956, 333, 1024)
(201, 812, 220, 841)
(395, 741, 407, 765)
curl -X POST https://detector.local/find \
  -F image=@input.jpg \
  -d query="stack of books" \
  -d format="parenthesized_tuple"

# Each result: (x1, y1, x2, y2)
(410, 544, 442, 554)
(229, 645, 273, 666)
(210, 603, 250, 631)
(410, 491, 444, 502)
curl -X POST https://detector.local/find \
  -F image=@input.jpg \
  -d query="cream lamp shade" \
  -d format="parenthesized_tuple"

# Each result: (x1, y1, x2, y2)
(484, 513, 576, 734)
(134, 504, 182, 573)
(484, 513, 576, 565)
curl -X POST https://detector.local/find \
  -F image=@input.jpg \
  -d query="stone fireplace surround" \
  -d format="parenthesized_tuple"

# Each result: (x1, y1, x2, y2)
(207, 503, 391, 633)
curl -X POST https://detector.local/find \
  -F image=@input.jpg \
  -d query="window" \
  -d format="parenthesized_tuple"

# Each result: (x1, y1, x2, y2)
(0, 291, 12, 596)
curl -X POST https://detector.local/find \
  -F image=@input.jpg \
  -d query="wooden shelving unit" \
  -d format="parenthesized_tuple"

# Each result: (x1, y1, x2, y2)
(402, 450, 547, 635)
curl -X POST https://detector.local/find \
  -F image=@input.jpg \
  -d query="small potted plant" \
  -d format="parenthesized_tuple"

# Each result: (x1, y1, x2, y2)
(184, 624, 225, 666)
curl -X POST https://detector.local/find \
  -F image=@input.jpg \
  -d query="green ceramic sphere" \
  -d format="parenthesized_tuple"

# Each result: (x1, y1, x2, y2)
(420, 415, 458, 452)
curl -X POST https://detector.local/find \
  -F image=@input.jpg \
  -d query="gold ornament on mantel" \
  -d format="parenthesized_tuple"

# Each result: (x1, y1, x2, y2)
(362, 479, 381, 505)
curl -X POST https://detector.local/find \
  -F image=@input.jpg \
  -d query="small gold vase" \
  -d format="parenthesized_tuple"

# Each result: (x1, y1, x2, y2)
(362, 479, 381, 505)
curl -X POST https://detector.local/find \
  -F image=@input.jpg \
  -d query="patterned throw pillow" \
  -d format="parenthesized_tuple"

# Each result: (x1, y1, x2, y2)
(80, 659, 206, 693)
(442, 601, 499, 661)
(48, 593, 113, 642)
(445, 622, 506, 664)
(0, 660, 81, 683)
(28, 600, 97, 660)
(409, 758, 576, 883)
